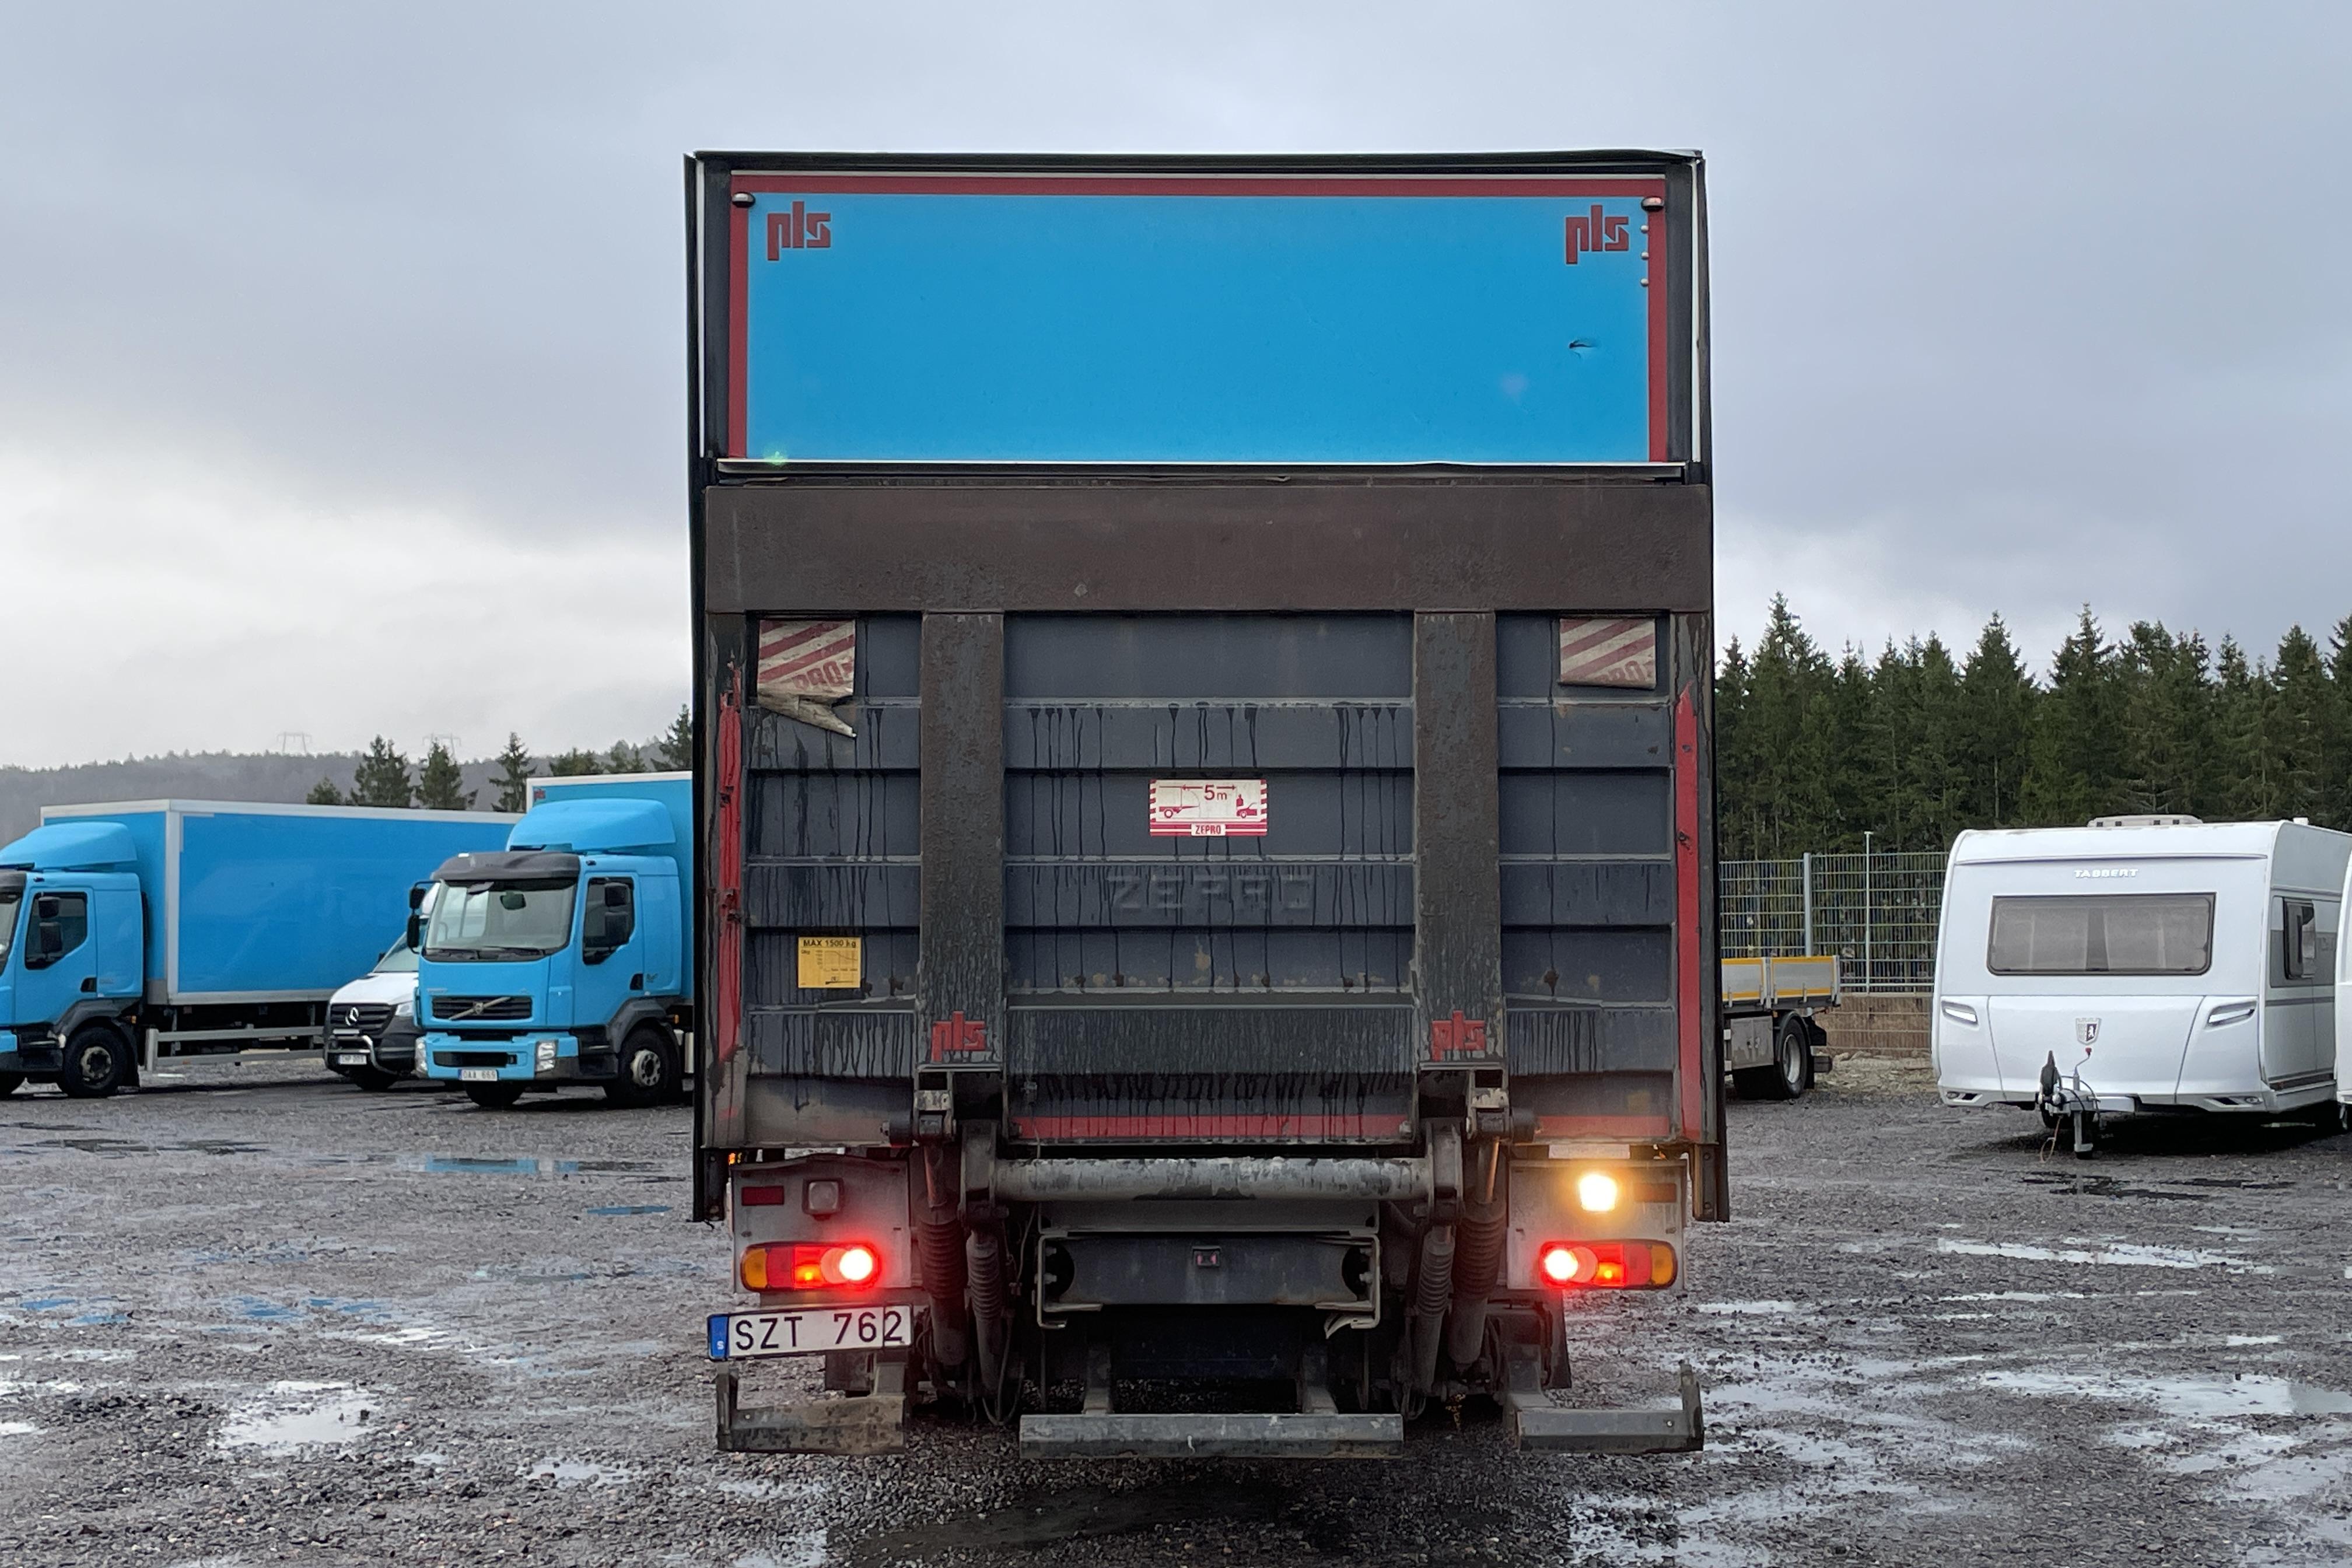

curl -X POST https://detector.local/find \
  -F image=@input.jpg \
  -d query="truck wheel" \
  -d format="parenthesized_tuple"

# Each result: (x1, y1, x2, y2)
(0, 1073, 20, 1097)
(465, 1083, 526, 1110)
(1757, 1014, 1812, 1102)
(606, 1027, 680, 1107)
(57, 1025, 131, 1099)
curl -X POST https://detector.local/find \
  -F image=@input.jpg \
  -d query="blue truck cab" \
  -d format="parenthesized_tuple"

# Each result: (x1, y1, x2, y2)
(0, 823, 146, 1097)
(416, 773, 694, 1110)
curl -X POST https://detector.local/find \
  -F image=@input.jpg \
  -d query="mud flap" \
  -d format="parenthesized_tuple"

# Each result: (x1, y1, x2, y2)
(1504, 1350, 1704, 1454)
(715, 1358, 907, 1455)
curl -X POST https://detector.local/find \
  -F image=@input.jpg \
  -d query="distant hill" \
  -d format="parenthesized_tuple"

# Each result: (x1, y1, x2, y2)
(0, 752, 509, 843)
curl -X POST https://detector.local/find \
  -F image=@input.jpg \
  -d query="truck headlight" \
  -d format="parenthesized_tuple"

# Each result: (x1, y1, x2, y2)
(534, 1038, 558, 1072)
(393, 998, 414, 1020)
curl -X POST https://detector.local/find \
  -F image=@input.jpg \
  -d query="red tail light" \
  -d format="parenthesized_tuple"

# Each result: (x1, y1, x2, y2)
(1536, 1241, 1676, 1290)
(740, 1241, 882, 1292)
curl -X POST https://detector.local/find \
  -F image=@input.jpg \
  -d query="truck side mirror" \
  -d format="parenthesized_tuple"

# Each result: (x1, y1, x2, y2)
(604, 883, 630, 909)
(408, 883, 428, 911)
(26, 919, 64, 969)
(407, 912, 424, 951)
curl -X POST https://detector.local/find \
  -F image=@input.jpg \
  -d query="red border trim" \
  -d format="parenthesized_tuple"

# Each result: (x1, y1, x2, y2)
(711, 670, 746, 1067)
(730, 174, 1664, 198)
(1673, 691, 1704, 1139)
(724, 172, 1672, 460)
(1012, 1113, 1413, 1140)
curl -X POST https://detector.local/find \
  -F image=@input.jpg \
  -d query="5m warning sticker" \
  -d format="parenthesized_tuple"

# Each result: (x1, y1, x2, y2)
(1149, 779, 1269, 838)
(796, 936, 863, 989)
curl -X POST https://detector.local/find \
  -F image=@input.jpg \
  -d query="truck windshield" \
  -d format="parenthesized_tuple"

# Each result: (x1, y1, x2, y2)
(1987, 893, 2216, 977)
(0, 880, 20, 968)
(424, 881, 575, 962)
(373, 939, 420, 975)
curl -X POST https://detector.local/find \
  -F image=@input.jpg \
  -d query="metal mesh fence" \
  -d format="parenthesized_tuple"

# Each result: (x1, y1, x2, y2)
(1719, 851, 1947, 993)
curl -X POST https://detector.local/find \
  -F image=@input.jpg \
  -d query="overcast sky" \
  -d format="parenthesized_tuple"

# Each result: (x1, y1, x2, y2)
(4, 2, 2346, 768)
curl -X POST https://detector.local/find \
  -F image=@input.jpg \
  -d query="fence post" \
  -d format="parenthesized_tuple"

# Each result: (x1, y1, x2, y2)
(1800, 852, 1814, 955)
(1862, 836, 1874, 992)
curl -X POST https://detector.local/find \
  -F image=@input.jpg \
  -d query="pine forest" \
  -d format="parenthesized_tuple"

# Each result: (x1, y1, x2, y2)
(1716, 597, 2352, 862)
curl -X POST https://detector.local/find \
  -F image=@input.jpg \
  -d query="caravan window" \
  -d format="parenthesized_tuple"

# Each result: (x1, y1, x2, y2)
(2282, 900, 2320, 983)
(1987, 894, 2214, 977)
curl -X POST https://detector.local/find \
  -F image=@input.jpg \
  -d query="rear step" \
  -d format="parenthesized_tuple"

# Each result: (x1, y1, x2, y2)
(1020, 1411, 1405, 1459)
(1503, 1350, 1704, 1455)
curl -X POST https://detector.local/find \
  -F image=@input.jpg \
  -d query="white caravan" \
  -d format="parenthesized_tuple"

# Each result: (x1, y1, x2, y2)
(1936, 817, 2349, 1125)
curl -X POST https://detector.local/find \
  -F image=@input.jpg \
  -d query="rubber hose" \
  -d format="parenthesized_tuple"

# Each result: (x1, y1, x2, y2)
(916, 1210, 970, 1369)
(965, 1227, 1009, 1397)
(1446, 1192, 1508, 1370)
(1410, 1223, 1455, 1396)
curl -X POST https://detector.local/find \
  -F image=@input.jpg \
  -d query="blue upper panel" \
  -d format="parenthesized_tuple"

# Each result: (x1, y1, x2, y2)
(510, 799, 674, 855)
(172, 808, 514, 999)
(0, 821, 139, 872)
(732, 176, 1664, 465)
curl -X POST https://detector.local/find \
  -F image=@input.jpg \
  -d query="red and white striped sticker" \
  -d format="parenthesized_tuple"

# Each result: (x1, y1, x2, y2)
(758, 618, 856, 736)
(1149, 779, 1269, 837)
(1558, 617, 1657, 689)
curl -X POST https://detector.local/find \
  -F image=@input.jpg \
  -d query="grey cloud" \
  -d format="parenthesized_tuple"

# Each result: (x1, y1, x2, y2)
(2, 0, 2347, 761)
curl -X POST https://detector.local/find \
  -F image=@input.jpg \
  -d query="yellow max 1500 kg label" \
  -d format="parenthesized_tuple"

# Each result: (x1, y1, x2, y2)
(796, 936, 863, 989)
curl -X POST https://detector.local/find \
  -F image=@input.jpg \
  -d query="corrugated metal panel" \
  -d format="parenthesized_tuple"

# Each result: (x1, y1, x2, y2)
(740, 616, 921, 1076)
(1498, 612, 1681, 1133)
(1002, 615, 1416, 1140)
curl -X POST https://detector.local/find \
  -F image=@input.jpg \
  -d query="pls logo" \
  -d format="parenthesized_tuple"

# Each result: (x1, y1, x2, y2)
(1563, 203, 1630, 264)
(765, 200, 832, 256)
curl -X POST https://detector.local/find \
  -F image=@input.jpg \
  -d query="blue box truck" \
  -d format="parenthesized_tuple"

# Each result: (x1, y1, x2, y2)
(0, 800, 516, 1098)
(415, 773, 693, 1109)
(685, 152, 1721, 1458)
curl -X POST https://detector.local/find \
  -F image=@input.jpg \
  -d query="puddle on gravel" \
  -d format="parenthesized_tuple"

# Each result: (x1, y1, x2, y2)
(11, 1136, 265, 1158)
(216, 1381, 379, 1451)
(525, 1456, 637, 1486)
(1980, 1369, 2352, 1419)
(2021, 1174, 2210, 1202)
(1937, 1237, 2272, 1273)
(1696, 1300, 1801, 1315)
(846, 1482, 1297, 1565)
(408, 1155, 663, 1177)
(0, 1422, 37, 1437)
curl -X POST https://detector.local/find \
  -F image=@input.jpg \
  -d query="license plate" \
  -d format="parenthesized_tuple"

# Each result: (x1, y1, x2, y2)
(334, 1053, 370, 1066)
(707, 1306, 913, 1360)
(460, 1068, 499, 1083)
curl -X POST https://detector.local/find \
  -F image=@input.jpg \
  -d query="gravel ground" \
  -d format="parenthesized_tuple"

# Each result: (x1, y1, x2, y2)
(2, 1054, 2350, 1566)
